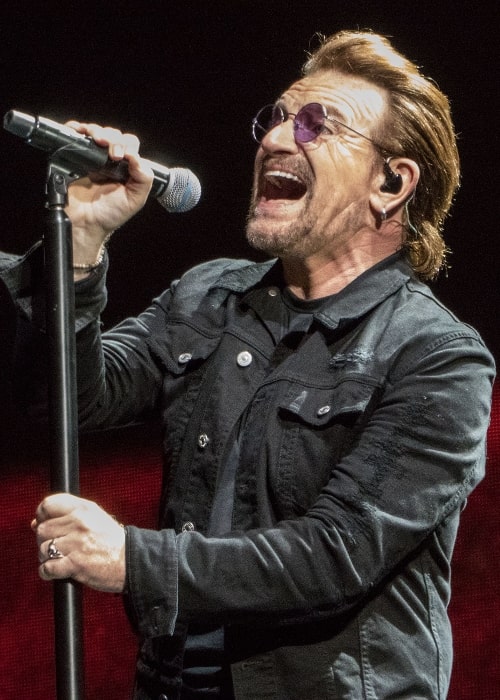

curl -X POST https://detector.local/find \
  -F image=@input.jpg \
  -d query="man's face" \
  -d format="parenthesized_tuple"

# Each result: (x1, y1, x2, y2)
(246, 70, 389, 260)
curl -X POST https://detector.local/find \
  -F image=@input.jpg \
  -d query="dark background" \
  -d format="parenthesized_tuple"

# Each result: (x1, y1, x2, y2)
(0, 3, 498, 697)
(0, 0, 498, 356)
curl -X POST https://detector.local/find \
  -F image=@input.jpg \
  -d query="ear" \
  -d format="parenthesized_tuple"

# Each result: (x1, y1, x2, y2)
(370, 157, 420, 217)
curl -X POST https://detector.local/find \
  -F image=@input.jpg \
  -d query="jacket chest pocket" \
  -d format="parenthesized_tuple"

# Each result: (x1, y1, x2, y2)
(272, 377, 382, 516)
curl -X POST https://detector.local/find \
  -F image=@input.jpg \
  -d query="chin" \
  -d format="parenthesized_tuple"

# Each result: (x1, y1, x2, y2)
(245, 209, 319, 259)
(246, 220, 292, 257)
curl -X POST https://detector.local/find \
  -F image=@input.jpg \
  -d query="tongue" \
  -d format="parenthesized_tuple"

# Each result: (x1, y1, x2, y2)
(264, 178, 305, 200)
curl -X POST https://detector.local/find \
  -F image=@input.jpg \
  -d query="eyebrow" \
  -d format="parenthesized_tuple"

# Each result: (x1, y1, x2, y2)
(324, 104, 347, 122)
(276, 96, 347, 123)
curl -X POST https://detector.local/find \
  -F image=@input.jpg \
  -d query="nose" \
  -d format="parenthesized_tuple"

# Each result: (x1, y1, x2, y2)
(259, 117, 299, 155)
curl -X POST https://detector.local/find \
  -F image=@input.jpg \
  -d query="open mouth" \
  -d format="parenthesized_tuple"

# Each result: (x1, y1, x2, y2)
(261, 170, 308, 201)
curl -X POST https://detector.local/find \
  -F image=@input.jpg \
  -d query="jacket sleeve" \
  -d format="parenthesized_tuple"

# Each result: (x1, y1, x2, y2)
(75, 286, 172, 429)
(0, 246, 170, 429)
(124, 331, 495, 637)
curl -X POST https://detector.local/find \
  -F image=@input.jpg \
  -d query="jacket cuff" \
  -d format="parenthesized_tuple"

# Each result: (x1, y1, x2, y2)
(124, 525, 178, 638)
(0, 242, 109, 333)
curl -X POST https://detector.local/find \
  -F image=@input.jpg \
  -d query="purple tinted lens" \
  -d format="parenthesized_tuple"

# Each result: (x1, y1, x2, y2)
(252, 102, 326, 144)
(294, 103, 325, 143)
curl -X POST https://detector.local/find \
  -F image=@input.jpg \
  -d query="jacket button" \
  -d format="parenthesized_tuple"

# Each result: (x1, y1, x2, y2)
(317, 405, 331, 416)
(182, 521, 195, 532)
(178, 352, 192, 364)
(198, 433, 210, 448)
(237, 351, 252, 367)
(268, 287, 279, 297)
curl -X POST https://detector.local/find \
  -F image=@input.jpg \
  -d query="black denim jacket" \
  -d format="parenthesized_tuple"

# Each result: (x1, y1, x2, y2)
(1, 251, 495, 699)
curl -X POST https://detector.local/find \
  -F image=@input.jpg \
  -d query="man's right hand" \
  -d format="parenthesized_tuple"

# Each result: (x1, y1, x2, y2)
(64, 122, 154, 276)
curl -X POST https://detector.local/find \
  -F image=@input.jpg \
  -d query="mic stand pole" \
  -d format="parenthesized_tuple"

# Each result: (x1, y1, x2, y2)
(44, 164, 84, 699)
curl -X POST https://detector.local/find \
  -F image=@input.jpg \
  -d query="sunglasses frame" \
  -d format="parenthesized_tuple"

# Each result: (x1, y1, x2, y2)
(252, 101, 389, 155)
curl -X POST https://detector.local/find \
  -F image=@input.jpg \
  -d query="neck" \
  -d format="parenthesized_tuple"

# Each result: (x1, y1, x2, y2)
(281, 227, 401, 300)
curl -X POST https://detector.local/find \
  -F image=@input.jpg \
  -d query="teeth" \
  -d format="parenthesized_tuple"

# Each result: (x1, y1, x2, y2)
(264, 170, 302, 188)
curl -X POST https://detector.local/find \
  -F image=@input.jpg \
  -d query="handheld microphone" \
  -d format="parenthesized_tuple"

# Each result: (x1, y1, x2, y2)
(3, 110, 201, 213)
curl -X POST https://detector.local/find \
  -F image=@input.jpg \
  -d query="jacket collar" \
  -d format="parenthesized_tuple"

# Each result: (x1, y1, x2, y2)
(213, 253, 415, 331)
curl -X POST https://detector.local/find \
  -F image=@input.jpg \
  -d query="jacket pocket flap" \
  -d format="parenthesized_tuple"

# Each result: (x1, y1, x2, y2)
(279, 378, 380, 426)
(148, 326, 221, 375)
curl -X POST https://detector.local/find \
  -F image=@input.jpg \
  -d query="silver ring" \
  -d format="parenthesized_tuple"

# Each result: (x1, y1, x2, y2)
(47, 539, 63, 559)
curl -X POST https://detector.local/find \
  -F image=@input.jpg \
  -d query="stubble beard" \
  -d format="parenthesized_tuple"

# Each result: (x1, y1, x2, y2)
(245, 153, 322, 259)
(245, 196, 320, 260)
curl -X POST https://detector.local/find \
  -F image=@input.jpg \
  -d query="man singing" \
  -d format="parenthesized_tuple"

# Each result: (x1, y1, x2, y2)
(1, 29, 494, 699)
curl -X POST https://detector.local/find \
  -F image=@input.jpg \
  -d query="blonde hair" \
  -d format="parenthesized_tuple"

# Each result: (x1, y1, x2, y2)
(303, 30, 460, 279)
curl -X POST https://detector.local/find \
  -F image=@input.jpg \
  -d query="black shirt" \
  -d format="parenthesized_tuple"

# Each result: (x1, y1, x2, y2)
(182, 286, 334, 698)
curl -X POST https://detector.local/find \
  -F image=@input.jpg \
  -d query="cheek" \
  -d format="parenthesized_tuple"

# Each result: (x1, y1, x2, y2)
(318, 147, 373, 200)
(251, 151, 265, 193)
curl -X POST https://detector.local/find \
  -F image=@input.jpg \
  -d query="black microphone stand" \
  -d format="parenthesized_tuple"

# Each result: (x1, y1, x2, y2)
(44, 163, 84, 699)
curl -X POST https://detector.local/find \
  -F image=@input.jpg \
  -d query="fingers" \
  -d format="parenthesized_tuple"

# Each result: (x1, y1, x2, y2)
(33, 531, 72, 581)
(37, 528, 126, 592)
(38, 536, 73, 581)
(33, 495, 86, 579)
(39, 537, 64, 563)
(34, 492, 84, 524)
(66, 120, 141, 161)
(32, 494, 127, 592)
(33, 494, 105, 547)
(66, 121, 154, 190)
(34, 494, 93, 566)
(62, 119, 154, 237)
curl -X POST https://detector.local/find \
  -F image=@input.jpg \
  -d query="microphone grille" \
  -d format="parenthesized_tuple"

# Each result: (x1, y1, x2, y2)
(157, 167, 201, 213)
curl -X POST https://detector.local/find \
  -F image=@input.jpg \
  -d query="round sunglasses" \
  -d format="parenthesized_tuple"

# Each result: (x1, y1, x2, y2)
(252, 102, 387, 152)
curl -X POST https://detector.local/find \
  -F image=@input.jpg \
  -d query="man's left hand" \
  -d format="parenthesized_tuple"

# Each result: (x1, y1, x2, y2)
(32, 493, 126, 593)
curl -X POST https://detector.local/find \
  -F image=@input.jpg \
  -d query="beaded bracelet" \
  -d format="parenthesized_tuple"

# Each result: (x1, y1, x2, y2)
(72, 235, 111, 272)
